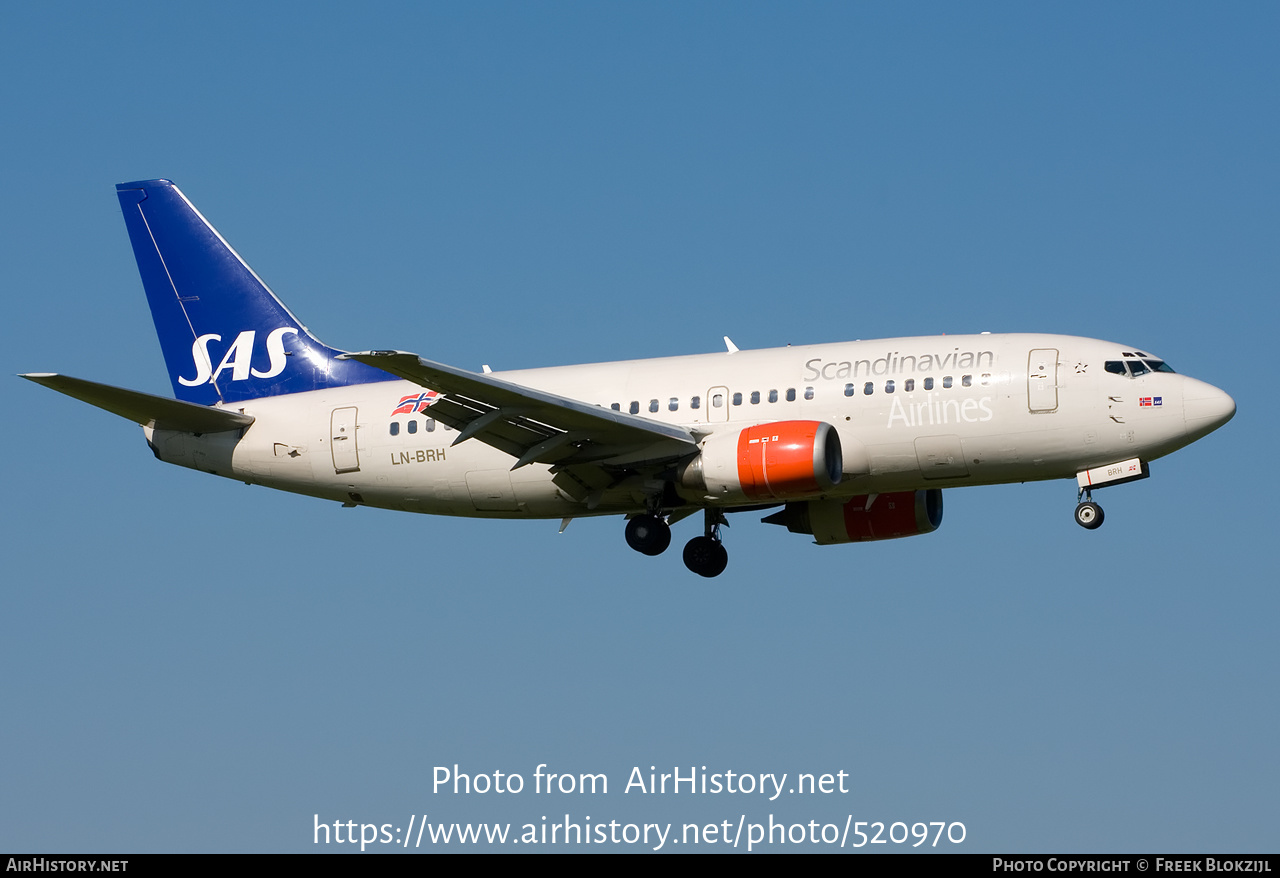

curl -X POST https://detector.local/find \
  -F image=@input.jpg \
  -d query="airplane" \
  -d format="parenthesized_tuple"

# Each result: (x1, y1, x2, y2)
(22, 179, 1236, 577)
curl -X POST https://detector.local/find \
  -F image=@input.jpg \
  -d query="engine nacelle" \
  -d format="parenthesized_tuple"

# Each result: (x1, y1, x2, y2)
(681, 420, 842, 502)
(762, 489, 944, 544)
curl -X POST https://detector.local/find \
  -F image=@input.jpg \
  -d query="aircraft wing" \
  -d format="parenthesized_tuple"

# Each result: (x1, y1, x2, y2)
(21, 373, 254, 433)
(343, 351, 699, 471)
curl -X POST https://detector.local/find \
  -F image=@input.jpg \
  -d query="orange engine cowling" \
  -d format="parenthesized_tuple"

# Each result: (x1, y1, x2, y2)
(681, 420, 843, 502)
(762, 490, 944, 544)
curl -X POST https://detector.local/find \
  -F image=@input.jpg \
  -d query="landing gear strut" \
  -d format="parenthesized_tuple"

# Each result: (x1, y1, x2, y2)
(625, 514, 671, 555)
(683, 509, 729, 578)
(1074, 487, 1105, 530)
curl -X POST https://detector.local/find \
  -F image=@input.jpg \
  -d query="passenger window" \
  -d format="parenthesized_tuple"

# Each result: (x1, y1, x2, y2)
(389, 422, 400, 436)
(669, 398, 679, 411)
(649, 399, 659, 413)
(885, 380, 895, 393)
(924, 377, 934, 390)
(630, 401, 640, 414)
(864, 382, 874, 395)
(610, 403, 620, 411)
(980, 374, 991, 385)
(943, 376, 953, 389)
(804, 387, 814, 400)
(750, 391, 760, 404)
(962, 375, 972, 387)
(732, 392, 743, 406)
(712, 394, 724, 408)
(407, 420, 418, 434)
(426, 419, 435, 432)
(768, 389, 778, 403)
(904, 378, 915, 392)
(786, 388, 796, 402)
(844, 383, 855, 397)
(691, 396, 701, 409)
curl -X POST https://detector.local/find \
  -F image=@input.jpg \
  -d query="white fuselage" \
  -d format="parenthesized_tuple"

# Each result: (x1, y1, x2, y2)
(145, 333, 1226, 518)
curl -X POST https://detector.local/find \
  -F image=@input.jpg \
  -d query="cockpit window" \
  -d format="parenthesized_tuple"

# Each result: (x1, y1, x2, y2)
(1105, 358, 1175, 378)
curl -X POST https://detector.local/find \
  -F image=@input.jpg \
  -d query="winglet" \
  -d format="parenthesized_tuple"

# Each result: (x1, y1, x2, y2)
(724, 336, 739, 353)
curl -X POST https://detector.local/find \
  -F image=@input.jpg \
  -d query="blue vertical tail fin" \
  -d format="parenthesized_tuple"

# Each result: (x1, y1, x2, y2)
(116, 179, 394, 405)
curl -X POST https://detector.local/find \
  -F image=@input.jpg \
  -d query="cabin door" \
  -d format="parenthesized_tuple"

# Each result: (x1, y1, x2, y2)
(330, 407, 360, 474)
(1027, 349, 1059, 413)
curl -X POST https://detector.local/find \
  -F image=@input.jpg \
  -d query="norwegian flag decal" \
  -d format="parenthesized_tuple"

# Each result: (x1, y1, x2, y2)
(391, 391, 439, 415)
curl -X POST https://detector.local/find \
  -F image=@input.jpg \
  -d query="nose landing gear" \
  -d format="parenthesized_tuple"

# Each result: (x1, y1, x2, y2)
(1074, 487, 1105, 530)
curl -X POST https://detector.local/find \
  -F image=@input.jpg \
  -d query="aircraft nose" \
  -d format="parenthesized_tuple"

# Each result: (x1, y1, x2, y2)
(1183, 379, 1236, 440)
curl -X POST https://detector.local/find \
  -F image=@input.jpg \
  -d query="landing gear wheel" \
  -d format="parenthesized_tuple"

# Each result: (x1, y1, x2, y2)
(683, 536, 729, 578)
(625, 515, 671, 555)
(1074, 501, 1105, 530)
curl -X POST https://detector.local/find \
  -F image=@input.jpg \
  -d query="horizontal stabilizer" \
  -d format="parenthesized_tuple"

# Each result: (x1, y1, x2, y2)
(20, 373, 254, 433)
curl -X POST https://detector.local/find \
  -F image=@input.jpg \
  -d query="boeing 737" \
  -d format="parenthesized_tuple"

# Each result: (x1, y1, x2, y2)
(22, 180, 1236, 576)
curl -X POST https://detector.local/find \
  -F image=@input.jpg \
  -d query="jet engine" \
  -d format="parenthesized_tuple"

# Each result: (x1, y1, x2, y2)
(680, 420, 842, 502)
(762, 489, 943, 544)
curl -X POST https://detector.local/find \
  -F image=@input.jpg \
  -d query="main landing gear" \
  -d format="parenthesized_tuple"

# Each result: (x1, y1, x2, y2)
(624, 513, 671, 556)
(623, 508, 729, 577)
(1074, 487, 1105, 530)
(683, 509, 729, 578)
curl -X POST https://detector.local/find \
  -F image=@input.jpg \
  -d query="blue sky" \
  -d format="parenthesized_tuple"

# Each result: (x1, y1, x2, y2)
(3, 2, 1276, 853)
